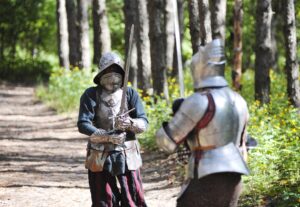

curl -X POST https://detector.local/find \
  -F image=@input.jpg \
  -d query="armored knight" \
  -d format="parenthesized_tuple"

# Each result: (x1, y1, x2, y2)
(156, 39, 250, 207)
(77, 52, 148, 207)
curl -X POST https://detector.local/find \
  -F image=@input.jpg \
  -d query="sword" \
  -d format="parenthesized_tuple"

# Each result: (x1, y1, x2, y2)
(120, 24, 135, 114)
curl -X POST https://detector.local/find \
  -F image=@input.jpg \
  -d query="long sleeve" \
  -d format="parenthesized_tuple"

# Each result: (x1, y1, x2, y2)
(127, 87, 148, 124)
(77, 87, 98, 136)
(125, 87, 148, 137)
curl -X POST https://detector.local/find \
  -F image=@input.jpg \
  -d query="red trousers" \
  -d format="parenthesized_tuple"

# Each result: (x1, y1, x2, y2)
(88, 169, 147, 207)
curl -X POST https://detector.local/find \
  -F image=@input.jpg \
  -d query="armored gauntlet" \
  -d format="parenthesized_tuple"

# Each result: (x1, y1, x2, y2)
(90, 129, 126, 145)
(115, 116, 147, 134)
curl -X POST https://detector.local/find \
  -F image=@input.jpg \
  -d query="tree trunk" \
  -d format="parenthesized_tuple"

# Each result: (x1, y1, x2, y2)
(56, 0, 70, 69)
(178, 0, 184, 42)
(165, 0, 175, 70)
(198, 0, 212, 45)
(77, 0, 91, 69)
(148, 0, 169, 99)
(269, 0, 282, 71)
(232, 0, 243, 91)
(136, 0, 152, 93)
(92, 0, 111, 65)
(124, 0, 138, 89)
(255, 0, 273, 104)
(270, 14, 278, 71)
(66, 0, 80, 68)
(188, 0, 201, 54)
(283, 0, 300, 108)
(172, 0, 184, 78)
(210, 0, 227, 42)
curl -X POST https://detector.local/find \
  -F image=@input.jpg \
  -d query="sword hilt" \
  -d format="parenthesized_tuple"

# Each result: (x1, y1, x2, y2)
(108, 108, 135, 120)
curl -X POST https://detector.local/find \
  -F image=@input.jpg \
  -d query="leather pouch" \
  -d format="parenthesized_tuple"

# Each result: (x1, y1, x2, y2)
(85, 149, 107, 172)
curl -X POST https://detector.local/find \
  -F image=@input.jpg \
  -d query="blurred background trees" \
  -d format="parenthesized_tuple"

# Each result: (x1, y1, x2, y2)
(0, 0, 299, 106)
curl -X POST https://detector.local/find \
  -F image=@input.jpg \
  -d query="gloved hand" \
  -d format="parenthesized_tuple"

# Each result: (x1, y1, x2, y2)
(115, 115, 133, 131)
(108, 132, 126, 145)
(89, 130, 126, 145)
(115, 115, 147, 133)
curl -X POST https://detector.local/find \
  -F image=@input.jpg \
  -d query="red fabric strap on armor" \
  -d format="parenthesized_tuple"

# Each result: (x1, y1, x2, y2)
(174, 93, 215, 145)
(195, 93, 215, 131)
(193, 93, 215, 166)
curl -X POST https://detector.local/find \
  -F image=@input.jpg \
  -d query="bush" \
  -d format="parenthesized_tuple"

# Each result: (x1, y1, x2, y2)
(0, 57, 52, 84)
(36, 67, 94, 113)
(239, 70, 300, 207)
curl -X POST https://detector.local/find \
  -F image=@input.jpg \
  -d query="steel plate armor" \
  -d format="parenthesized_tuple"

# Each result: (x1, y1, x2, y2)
(89, 88, 142, 171)
(191, 38, 227, 89)
(156, 88, 249, 179)
(95, 89, 123, 132)
(87, 50, 146, 172)
(156, 39, 249, 187)
(93, 52, 125, 85)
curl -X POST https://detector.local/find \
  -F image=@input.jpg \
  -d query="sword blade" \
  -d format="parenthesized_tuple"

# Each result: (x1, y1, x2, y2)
(120, 24, 135, 114)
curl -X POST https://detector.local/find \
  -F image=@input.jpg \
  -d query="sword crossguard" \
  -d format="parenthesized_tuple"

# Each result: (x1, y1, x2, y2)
(108, 108, 135, 120)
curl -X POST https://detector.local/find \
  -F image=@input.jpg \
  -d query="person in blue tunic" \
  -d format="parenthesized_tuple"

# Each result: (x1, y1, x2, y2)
(77, 52, 148, 207)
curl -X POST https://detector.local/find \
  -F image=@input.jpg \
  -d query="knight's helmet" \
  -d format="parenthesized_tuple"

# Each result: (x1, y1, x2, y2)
(191, 39, 228, 89)
(93, 52, 125, 85)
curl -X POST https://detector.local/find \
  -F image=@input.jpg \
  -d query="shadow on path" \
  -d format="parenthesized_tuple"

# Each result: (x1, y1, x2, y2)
(0, 83, 180, 207)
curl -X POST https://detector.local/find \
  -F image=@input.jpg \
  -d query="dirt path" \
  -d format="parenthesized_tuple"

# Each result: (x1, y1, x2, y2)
(0, 83, 180, 207)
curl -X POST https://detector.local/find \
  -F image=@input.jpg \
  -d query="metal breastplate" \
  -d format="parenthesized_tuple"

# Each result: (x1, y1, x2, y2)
(90, 88, 142, 171)
(185, 88, 249, 180)
(187, 88, 247, 149)
(95, 88, 127, 130)
(91, 88, 128, 151)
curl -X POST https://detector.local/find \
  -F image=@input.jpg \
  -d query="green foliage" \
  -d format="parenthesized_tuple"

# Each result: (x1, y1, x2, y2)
(0, 57, 52, 84)
(0, 0, 56, 58)
(238, 70, 300, 207)
(107, 0, 125, 55)
(138, 94, 171, 150)
(0, 0, 58, 85)
(182, 3, 193, 61)
(36, 67, 95, 113)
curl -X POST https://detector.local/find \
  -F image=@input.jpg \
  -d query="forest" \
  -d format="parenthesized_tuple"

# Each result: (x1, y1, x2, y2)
(0, 0, 299, 206)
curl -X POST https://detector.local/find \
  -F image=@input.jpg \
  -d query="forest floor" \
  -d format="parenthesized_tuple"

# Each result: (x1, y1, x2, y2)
(0, 83, 182, 207)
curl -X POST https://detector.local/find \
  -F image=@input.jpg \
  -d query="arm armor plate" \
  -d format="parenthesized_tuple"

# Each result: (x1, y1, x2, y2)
(129, 118, 148, 134)
(156, 93, 209, 153)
